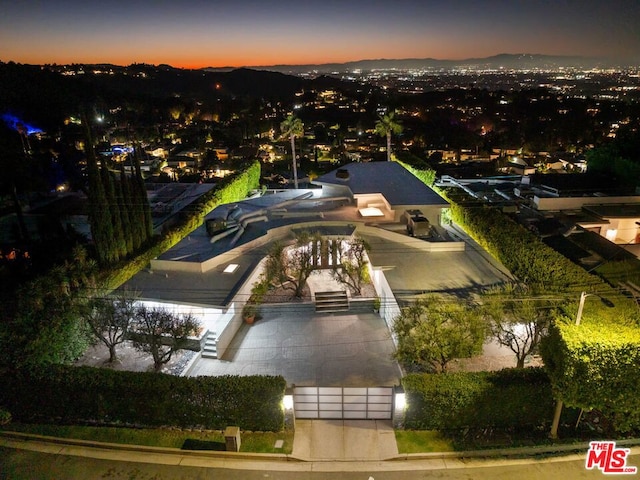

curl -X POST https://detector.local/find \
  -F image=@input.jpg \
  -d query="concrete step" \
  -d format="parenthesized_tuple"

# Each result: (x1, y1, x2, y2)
(315, 290, 348, 312)
(201, 331, 218, 359)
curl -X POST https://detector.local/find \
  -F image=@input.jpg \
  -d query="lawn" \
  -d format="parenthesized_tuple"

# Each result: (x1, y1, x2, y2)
(395, 430, 455, 453)
(2, 423, 293, 454)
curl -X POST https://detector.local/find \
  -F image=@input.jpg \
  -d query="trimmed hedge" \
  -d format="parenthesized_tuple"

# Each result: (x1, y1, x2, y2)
(542, 320, 640, 433)
(1, 365, 286, 431)
(402, 368, 557, 430)
(448, 203, 603, 292)
(393, 155, 436, 187)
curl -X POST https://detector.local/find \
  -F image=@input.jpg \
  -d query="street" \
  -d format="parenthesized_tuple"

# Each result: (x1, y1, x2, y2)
(2, 446, 637, 480)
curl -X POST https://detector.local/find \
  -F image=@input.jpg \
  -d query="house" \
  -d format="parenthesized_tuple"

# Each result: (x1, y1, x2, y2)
(121, 162, 511, 366)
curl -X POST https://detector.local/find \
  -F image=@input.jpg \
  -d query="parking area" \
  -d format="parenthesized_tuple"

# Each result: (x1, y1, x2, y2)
(186, 310, 402, 387)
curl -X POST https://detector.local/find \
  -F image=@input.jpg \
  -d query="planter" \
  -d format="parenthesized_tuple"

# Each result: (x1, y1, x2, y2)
(244, 314, 255, 325)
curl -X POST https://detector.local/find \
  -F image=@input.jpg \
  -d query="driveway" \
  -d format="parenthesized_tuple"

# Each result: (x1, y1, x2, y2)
(187, 310, 402, 387)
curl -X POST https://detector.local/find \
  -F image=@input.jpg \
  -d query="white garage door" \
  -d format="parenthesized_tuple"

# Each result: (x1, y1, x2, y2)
(293, 386, 393, 419)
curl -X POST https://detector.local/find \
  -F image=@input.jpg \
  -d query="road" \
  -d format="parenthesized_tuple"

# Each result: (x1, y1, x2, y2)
(2, 446, 638, 480)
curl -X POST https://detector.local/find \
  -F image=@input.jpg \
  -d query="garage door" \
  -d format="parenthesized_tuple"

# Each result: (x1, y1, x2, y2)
(293, 386, 393, 419)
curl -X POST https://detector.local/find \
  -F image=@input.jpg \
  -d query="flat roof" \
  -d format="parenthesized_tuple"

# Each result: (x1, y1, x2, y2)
(314, 162, 449, 207)
(583, 204, 640, 218)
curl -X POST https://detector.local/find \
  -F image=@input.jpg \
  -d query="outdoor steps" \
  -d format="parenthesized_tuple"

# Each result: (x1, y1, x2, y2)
(201, 331, 218, 359)
(315, 290, 349, 313)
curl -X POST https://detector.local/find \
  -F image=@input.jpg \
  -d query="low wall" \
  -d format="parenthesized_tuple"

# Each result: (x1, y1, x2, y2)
(533, 195, 640, 211)
(214, 258, 268, 358)
(356, 224, 465, 253)
(371, 267, 401, 347)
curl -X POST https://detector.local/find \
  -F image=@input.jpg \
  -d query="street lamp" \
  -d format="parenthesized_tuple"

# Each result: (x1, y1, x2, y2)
(549, 291, 614, 439)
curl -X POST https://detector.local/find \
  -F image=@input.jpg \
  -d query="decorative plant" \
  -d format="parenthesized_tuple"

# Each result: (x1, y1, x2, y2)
(373, 295, 381, 312)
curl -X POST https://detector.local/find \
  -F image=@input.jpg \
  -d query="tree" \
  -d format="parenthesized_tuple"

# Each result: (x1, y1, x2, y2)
(83, 290, 138, 363)
(481, 285, 556, 368)
(131, 306, 201, 371)
(280, 114, 304, 188)
(263, 230, 320, 298)
(392, 295, 487, 373)
(331, 236, 371, 296)
(375, 111, 403, 161)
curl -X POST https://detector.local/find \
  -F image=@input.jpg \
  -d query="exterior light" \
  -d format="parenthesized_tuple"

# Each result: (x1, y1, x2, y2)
(359, 207, 384, 217)
(283, 395, 294, 410)
(223, 264, 239, 273)
(394, 392, 406, 410)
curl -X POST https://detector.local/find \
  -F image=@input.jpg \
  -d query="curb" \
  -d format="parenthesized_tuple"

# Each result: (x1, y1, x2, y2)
(3, 430, 639, 463)
(388, 438, 640, 461)
(0, 431, 301, 462)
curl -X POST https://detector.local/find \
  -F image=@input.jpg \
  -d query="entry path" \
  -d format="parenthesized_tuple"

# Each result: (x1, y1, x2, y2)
(292, 420, 398, 461)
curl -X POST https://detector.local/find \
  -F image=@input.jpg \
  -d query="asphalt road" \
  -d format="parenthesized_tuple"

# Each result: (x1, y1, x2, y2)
(2, 447, 638, 480)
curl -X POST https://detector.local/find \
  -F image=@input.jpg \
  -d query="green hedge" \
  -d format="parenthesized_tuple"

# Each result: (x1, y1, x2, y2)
(402, 368, 557, 430)
(1, 365, 285, 431)
(542, 320, 640, 433)
(448, 203, 604, 292)
(393, 154, 436, 187)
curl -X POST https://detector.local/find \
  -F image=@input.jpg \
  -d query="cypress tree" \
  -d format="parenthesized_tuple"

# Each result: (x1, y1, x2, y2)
(117, 165, 134, 254)
(101, 162, 126, 261)
(82, 112, 115, 265)
(133, 145, 153, 243)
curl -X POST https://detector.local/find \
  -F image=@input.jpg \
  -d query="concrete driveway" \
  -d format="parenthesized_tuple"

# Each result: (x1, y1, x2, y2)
(187, 310, 402, 387)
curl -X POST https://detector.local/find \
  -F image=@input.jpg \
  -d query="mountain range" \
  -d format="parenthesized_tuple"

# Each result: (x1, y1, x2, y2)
(206, 53, 629, 74)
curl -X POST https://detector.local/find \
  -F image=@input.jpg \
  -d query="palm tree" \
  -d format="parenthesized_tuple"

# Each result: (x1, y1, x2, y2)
(280, 114, 304, 188)
(375, 111, 403, 161)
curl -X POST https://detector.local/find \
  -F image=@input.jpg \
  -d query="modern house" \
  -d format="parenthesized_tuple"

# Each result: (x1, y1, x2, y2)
(121, 162, 511, 376)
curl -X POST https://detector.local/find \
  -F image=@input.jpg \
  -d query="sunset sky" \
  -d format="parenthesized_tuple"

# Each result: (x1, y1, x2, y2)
(1, 0, 639, 68)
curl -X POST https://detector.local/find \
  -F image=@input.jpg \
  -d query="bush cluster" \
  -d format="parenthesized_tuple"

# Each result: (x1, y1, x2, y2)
(402, 368, 556, 430)
(1, 365, 286, 431)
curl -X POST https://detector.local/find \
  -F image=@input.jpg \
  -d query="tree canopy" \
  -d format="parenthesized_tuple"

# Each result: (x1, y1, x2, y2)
(375, 111, 403, 161)
(392, 295, 488, 373)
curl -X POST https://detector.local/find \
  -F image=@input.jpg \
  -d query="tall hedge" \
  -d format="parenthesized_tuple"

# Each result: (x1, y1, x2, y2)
(542, 320, 640, 433)
(1, 365, 286, 431)
(402, 368, 557, 430)
(448, 203, 604, 292)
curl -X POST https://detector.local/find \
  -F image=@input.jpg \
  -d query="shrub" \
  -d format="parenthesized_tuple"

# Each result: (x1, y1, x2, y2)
(402, 368, 556, 430)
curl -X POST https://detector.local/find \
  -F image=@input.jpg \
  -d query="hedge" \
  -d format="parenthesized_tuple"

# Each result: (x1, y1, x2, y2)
(1, 365, 286, 431)
(542, 320, 640, 433)
(402, 368, 558, 430)
(448, 202, 604, 292)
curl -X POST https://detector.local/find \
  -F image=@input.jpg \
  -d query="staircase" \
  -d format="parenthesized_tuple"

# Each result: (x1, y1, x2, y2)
(201, 331, 218, 359)
(315, 290, 349, 313)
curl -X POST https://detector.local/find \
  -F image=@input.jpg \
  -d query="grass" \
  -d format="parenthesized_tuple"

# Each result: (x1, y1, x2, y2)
(395, 430, 455, 453)
(1, 423, 293, 454)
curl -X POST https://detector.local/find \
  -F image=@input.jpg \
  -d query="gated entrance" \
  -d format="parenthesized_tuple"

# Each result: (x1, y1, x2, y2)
(293, 386, 394, 419)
